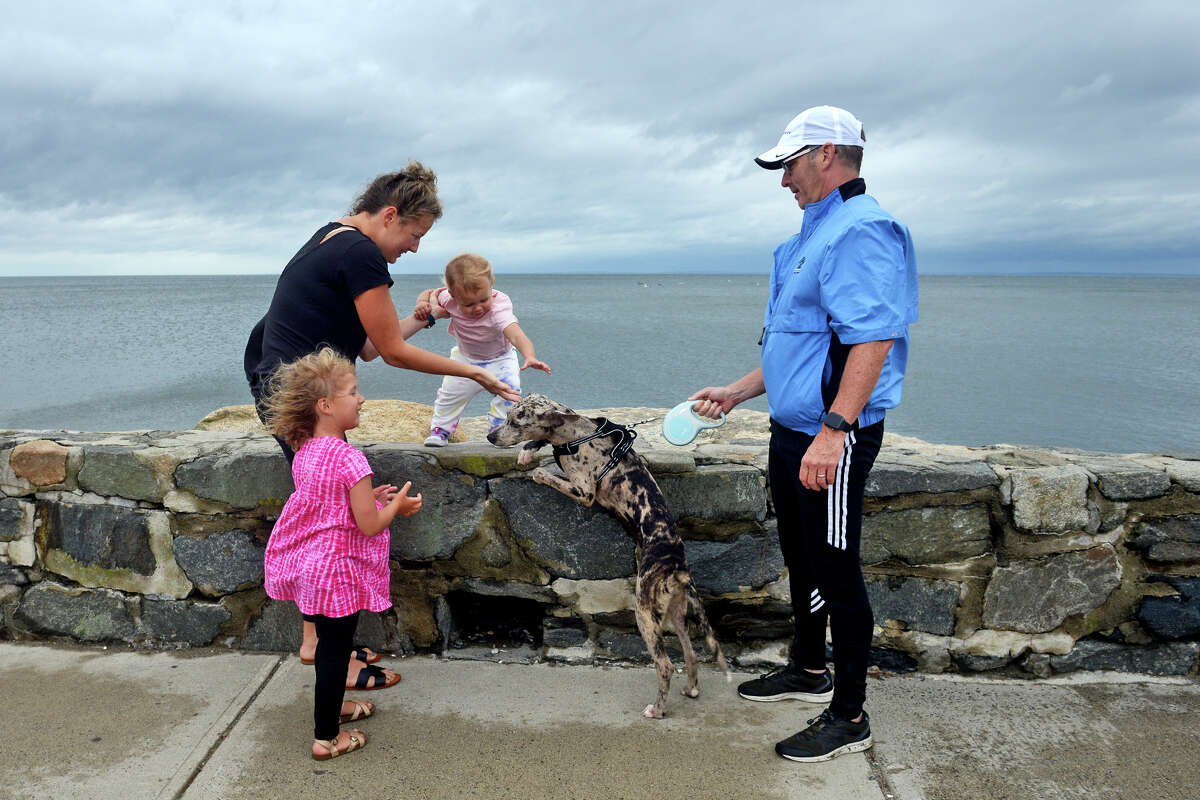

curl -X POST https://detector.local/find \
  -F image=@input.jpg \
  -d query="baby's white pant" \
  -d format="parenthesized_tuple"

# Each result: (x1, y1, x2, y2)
(430, 346, 521, 434)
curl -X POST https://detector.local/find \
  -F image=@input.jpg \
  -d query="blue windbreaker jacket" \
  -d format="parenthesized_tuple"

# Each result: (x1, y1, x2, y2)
(761, 182, 919, 434)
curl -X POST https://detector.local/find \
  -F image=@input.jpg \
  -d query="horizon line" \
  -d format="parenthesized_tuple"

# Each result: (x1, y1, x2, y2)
(1, 270, 1198, 279)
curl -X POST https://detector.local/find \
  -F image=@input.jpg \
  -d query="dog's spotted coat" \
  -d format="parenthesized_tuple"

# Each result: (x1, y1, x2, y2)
(488, 394, 729, 718)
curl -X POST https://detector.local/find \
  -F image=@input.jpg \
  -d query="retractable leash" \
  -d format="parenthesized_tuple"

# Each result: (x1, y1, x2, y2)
(661, 400, 725, 446)
(552, 416, 657, 482)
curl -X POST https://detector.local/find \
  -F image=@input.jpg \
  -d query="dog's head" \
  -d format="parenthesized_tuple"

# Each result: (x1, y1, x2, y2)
(487, 393, 581, 447)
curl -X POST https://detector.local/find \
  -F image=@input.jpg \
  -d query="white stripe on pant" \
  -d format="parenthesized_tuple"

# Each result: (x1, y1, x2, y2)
(826, 430, 857, 551)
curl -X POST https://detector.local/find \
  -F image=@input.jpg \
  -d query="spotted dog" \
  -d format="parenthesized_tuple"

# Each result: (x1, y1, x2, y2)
(488, 393, 729, 718)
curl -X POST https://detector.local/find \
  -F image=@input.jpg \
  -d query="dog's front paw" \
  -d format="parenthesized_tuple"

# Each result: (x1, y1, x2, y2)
(517, 448, 536, 467)
(531, 467, 554, 486)
(642, 704, 665, 719)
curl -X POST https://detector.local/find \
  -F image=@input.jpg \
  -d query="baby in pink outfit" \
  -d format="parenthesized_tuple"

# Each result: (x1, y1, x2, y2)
(414, 253, 550, 445)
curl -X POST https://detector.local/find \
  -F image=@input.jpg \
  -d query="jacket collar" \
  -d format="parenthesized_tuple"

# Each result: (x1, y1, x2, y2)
(801, 178, 867, 235)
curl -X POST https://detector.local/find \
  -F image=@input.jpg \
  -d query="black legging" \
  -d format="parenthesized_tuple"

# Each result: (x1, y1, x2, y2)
(768, 419, 884, 721)
(312, 611, 359, 740)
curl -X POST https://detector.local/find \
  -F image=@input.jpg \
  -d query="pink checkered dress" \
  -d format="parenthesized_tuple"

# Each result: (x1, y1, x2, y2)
(263, 436, 392, 618)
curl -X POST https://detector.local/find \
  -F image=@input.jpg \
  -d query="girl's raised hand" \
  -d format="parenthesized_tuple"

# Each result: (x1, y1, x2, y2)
(373, 484, 398, 505)
(521, 358, 552, 374)
(389, 481, 422, 517)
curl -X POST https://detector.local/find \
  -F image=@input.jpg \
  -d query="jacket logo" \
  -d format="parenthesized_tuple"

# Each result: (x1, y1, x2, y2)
(793, 256, 806, 272)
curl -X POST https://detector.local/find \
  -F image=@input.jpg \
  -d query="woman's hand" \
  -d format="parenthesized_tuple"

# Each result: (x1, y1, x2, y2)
(476, 369, 521, 402)
(413, 287, 444, 321)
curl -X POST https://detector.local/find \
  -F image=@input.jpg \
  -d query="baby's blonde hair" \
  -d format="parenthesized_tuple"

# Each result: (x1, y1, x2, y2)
(444, 253, 493, 292)
(262, 347, 355, 451)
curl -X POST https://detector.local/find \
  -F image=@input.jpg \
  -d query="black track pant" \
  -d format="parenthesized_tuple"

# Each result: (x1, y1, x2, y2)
(768, 418, 883, 720)
(250, 378, 297, 464)
(312, 611, 359, 740)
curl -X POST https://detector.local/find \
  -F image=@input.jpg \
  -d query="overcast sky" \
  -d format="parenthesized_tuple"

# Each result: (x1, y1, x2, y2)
(2, 1, 1197, 277)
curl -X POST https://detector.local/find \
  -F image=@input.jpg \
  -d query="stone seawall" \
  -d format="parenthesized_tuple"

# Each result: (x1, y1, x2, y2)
(3, 410, 1199, 677)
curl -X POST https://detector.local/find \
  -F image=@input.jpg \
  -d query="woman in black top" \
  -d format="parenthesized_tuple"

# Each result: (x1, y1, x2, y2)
(245, 162, 520, 688)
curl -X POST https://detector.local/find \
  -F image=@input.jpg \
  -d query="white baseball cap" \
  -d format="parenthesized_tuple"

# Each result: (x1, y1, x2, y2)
(754, 105, 866, 169)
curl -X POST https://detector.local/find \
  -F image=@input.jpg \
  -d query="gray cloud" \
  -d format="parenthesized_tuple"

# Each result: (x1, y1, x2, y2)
(1, 0, 1197, 276)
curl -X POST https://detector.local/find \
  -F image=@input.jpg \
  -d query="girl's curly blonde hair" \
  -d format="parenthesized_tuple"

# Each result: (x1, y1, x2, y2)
(262, 347, 355, 451)
(444, 253, 493, 292)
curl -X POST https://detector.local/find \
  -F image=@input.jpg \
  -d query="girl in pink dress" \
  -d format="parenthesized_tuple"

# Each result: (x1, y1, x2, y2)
(262, 347, 422, 761)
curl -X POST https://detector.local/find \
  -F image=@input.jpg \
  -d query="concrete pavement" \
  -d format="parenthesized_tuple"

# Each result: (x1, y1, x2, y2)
(1, 641, 1196, 800)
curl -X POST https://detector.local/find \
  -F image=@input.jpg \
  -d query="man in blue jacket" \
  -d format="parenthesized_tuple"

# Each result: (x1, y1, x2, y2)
(691, 105, 918, 762)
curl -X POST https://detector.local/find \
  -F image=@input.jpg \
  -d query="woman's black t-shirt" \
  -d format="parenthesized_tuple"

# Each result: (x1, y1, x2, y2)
(245, 223, 393, 389)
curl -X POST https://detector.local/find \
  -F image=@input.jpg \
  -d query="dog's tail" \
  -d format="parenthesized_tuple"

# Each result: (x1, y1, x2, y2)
(683, 575, 731, 682)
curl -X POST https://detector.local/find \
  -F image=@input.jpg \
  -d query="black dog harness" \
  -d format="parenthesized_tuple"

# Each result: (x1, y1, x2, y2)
(552, 417, 654, 483)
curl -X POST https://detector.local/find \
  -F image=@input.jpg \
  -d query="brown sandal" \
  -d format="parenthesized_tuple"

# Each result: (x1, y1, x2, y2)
(348, 663, 401, 691)
(312, 729, 367, 761)
(339, 700, 374, 724)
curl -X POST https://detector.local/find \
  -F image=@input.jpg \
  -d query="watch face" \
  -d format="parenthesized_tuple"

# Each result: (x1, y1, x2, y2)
(824, 412, 851, 431)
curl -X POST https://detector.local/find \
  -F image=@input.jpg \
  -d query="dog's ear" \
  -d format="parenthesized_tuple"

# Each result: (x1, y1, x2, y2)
(546, 410, 581, 428)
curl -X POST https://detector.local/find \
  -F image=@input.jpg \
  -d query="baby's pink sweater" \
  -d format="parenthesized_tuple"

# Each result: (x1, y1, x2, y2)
(437, 289, 518, 361)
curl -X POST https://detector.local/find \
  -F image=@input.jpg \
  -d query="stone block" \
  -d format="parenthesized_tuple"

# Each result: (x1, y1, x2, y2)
(42, 505, 192, 598)
(45, 502, 156, 575)
(861, 504, 991, 565)
(490, 477, 633, 579)
(868, 646, 919, 673)
(707, 598, 796, 640)
(77, 445, 175, 503)
(866, 575, 959, 636)
(428, 443, 520, 477)
(364, 448, 487, 560)
(1129, 515, 1200, 566)
(982, 546, 1122, 633)
(172, 530, 266, 596)
(542, 619, 589, 648)
(239, 599, 302, 651)
(1009, 466, 1090, 532)
(551, 578, 635, 614)
(141, 598, 232, 645)
(174, 442, 294, 510)
(544, 642, 596, 663)
(1162, 459, 1200, 491)
(952, 652, 1014, 672)
(639, 449, 697, 475)
(0, 498, 32, 543)
(732, 639, 789, 668)
(684, 535, 785, 595)
(0, 445, 35, 497)
(866, 452, 999, 496)
(0, 561, 28, 586)
(10, 440, 70, 486)
(459, 577, 556, 603)
(596, 629, 682, 662)
(1137, 576, 1200, 640)
(1081, 459, 1172, 500)
(15, 583, 135, 642)
(658, 464, 766, 522)
(1050, 639, 1198, 675)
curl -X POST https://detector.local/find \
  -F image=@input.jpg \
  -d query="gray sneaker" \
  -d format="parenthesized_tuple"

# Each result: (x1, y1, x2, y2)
(423, 431, 449, 447)
(737, 666, 833, 703)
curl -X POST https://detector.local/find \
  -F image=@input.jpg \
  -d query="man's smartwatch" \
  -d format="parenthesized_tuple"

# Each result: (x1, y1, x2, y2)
(822, 411, 855, 432)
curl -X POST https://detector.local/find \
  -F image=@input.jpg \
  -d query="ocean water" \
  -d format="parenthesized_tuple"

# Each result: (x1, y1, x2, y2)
(1, 274, 1197, 455)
